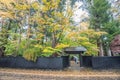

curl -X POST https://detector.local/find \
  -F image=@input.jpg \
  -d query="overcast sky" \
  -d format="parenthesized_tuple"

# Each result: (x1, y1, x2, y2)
(73, 0, 120, 23)
(72, 1, 89, 23)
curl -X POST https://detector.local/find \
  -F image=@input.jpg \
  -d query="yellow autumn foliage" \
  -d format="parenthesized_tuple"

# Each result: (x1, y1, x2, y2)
(78, 37, 89, 41)
(65, 28, 106, 56)
(34, 44, 42, 49)
(79, 29, 107, 39)
(31, 2, 40, 10)
(15, 4, 30, 10)
(23, 48, 38, 62)
(67, 32, 78, 38)
(0, 0, 15, 9)
(55, 43, 69, 49)
(0, 12, 14, 19)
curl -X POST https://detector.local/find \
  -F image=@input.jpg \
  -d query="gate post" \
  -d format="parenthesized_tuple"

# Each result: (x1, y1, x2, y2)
(79, 53, 83, 67)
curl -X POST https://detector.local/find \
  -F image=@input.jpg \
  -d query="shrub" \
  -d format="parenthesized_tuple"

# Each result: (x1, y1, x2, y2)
(5, 42, 16, 56)
(23, 48, 40, 62)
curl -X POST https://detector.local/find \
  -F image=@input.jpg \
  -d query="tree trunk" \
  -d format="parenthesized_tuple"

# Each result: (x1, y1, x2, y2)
(18, 27, 22, 46)
(52, 32, 57, 48)
(6, 19, 12, 38)
(97, 39, 104, 56)
(1, 18, 3, 28)
(16, 24, 22, 56)
(26, 14, 31, 48)
(0, 47, 5, 57)
(26, 25, 31, 48)
(107, 47, 112, 56)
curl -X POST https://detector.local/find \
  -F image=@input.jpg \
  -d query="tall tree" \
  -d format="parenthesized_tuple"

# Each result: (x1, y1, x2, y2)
(100, 0, 120, 56)
(86, 0, 110, 56)
(34, 0, 73, 48)
(103, 20, 120, 56)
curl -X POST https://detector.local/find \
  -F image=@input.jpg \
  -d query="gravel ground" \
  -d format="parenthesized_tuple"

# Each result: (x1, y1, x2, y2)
(0, 68, 120, 80)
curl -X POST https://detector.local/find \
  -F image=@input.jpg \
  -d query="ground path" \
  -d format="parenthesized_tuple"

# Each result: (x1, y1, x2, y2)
(0, 67, 120, 80)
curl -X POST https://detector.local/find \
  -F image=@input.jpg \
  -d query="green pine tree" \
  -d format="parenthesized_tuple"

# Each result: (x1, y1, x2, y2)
(87, 0, 111, 56)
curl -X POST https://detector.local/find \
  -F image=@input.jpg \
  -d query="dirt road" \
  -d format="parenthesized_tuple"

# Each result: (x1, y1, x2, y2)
(0, 68, 120, 80)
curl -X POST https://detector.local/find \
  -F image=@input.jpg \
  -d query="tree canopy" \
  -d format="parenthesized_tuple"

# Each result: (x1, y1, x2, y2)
(0, 0, 120, 61)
